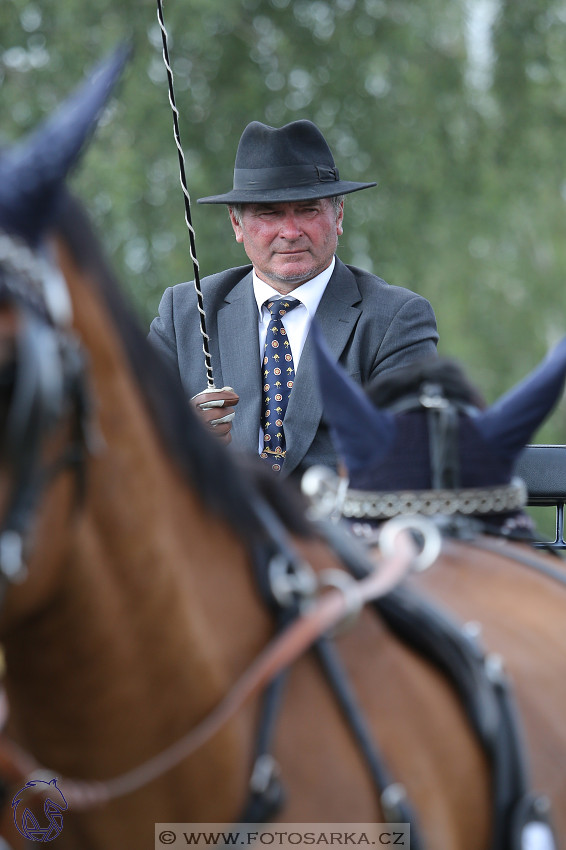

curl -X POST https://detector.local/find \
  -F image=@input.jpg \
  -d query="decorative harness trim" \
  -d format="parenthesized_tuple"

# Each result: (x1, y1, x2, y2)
(341, 477, 527, 520)
(302, 465, 528, 523)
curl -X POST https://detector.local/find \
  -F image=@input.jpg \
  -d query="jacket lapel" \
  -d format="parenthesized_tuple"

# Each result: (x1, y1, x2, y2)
(283, 259, 361, 475)
(217, 272, 262, 454)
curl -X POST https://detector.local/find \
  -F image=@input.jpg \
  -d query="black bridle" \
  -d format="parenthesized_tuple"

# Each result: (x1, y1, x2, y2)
(0, 231, 91, 602)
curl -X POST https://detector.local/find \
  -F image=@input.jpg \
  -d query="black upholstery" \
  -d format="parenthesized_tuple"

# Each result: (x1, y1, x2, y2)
(514, 445, 566, 548)
(514, 445, 566, 505)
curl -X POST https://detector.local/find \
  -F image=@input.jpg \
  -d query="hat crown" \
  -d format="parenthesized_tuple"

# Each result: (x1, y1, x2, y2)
(234, 120, 335, 170)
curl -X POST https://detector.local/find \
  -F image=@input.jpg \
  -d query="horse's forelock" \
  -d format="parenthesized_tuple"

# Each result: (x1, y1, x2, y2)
(365, 356, 486, 411)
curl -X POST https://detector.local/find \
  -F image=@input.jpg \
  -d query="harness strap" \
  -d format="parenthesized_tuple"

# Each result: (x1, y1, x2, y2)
(237, 591, 296, 825)
(374, 587, 558, 848)
(237, 673, 287, 823)
(244, 519, 428, 840)
(239, 517, 430, 830)
(464, 537, 566, 586)
(313, 635, 425, 846)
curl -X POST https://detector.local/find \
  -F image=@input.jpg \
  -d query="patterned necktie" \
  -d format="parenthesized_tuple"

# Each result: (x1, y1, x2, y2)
(260, 297, 301, 473)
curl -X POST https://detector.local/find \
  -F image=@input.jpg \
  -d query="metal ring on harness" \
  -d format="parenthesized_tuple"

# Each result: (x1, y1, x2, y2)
(268, 553, 318, 609)
(378, 515, 442, 572)
(300, 465, 349, 521)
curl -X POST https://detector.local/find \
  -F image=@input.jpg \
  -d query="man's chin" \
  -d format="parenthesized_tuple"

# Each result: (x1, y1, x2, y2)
(270, 259, 319, 283)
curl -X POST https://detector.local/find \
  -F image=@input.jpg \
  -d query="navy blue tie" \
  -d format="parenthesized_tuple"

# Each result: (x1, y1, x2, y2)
(260, 297, 301, 472)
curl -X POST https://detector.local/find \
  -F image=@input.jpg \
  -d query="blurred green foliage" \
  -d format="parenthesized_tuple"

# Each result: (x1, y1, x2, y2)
(2, 0, 566, 448)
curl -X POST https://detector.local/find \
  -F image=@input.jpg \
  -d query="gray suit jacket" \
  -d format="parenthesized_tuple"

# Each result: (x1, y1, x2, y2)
(148, 257, 438, 476)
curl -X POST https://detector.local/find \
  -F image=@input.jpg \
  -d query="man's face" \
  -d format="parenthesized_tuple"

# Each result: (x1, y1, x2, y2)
(229, 198, 344, 293)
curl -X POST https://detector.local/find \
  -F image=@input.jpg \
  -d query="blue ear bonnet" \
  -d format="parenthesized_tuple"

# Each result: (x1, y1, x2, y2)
(0, 44, 129, 246)
(311, 320, 566, 492)
(347, 409, 513, 492)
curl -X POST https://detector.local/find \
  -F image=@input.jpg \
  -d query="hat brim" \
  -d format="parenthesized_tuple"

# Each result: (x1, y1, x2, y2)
(197, 180, 377, 204)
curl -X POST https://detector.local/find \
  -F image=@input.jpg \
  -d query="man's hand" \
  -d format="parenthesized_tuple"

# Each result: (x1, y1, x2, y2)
(191, 386, 240, 445)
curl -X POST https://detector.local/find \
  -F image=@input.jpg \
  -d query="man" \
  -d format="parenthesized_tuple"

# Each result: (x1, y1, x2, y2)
(148, 119, 438, 477)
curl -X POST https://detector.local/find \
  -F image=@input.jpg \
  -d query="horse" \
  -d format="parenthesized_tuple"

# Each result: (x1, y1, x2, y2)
(0, 49, 564, 850)
(308, 323, 566, 846)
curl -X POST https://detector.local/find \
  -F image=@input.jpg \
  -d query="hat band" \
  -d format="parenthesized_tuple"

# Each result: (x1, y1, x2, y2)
(233, 163, 339, 192)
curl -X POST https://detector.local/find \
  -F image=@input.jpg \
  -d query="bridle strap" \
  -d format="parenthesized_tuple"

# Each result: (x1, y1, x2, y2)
(429, 403, 460, 489)
(386, 383, 481, 491)
(0, 313, 90, 589)
(0, 313, 65, 587)
(312, 633, 425, 842)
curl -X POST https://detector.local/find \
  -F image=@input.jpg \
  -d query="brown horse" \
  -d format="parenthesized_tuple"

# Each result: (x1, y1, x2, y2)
(0, 52, 564, 850)
(308, 318, 566, 847)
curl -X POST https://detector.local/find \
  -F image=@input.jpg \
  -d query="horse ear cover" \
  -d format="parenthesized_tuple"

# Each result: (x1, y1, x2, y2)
(310, 319, 396, 476)
(0, 43, 131, 245)
(313, 316, 566, 476)
(476, 336, 566, 463)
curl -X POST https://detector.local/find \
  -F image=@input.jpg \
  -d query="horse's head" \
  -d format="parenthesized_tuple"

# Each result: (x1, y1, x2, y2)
(309, 321, 566, 529)
(0, 48, 128, 627)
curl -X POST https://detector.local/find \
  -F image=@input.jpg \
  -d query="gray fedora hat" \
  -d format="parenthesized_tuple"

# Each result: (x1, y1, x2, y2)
(197, 119, 376, 204)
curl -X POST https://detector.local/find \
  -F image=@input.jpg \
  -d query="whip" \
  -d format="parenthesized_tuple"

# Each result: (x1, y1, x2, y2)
(155, 0, 215, 390)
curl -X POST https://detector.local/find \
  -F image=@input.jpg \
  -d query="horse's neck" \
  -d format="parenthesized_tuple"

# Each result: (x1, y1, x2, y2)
(3, 237, 271, 799)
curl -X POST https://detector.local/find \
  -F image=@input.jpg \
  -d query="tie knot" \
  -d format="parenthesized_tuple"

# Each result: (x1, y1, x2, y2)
(266, 297, 301, 319)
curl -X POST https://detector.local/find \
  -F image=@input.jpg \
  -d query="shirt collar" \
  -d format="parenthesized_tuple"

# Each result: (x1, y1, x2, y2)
(253, 256, 336, 317)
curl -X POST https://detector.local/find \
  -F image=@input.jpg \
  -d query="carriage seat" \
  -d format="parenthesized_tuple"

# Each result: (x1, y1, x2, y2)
(514, 445, 566, 549)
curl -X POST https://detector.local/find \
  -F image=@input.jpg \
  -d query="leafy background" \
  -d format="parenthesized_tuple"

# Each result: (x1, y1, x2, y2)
(2, 0, 566, 534)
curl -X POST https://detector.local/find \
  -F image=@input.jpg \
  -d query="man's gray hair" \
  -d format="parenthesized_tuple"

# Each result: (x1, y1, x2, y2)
(229, 195, 345, 226)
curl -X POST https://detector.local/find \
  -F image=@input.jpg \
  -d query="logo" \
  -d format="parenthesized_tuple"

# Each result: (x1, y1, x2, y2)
(12, 778, 68, 842)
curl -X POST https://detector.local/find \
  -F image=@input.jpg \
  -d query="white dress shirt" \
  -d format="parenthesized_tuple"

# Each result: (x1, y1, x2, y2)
(252, 256, 336, 451)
